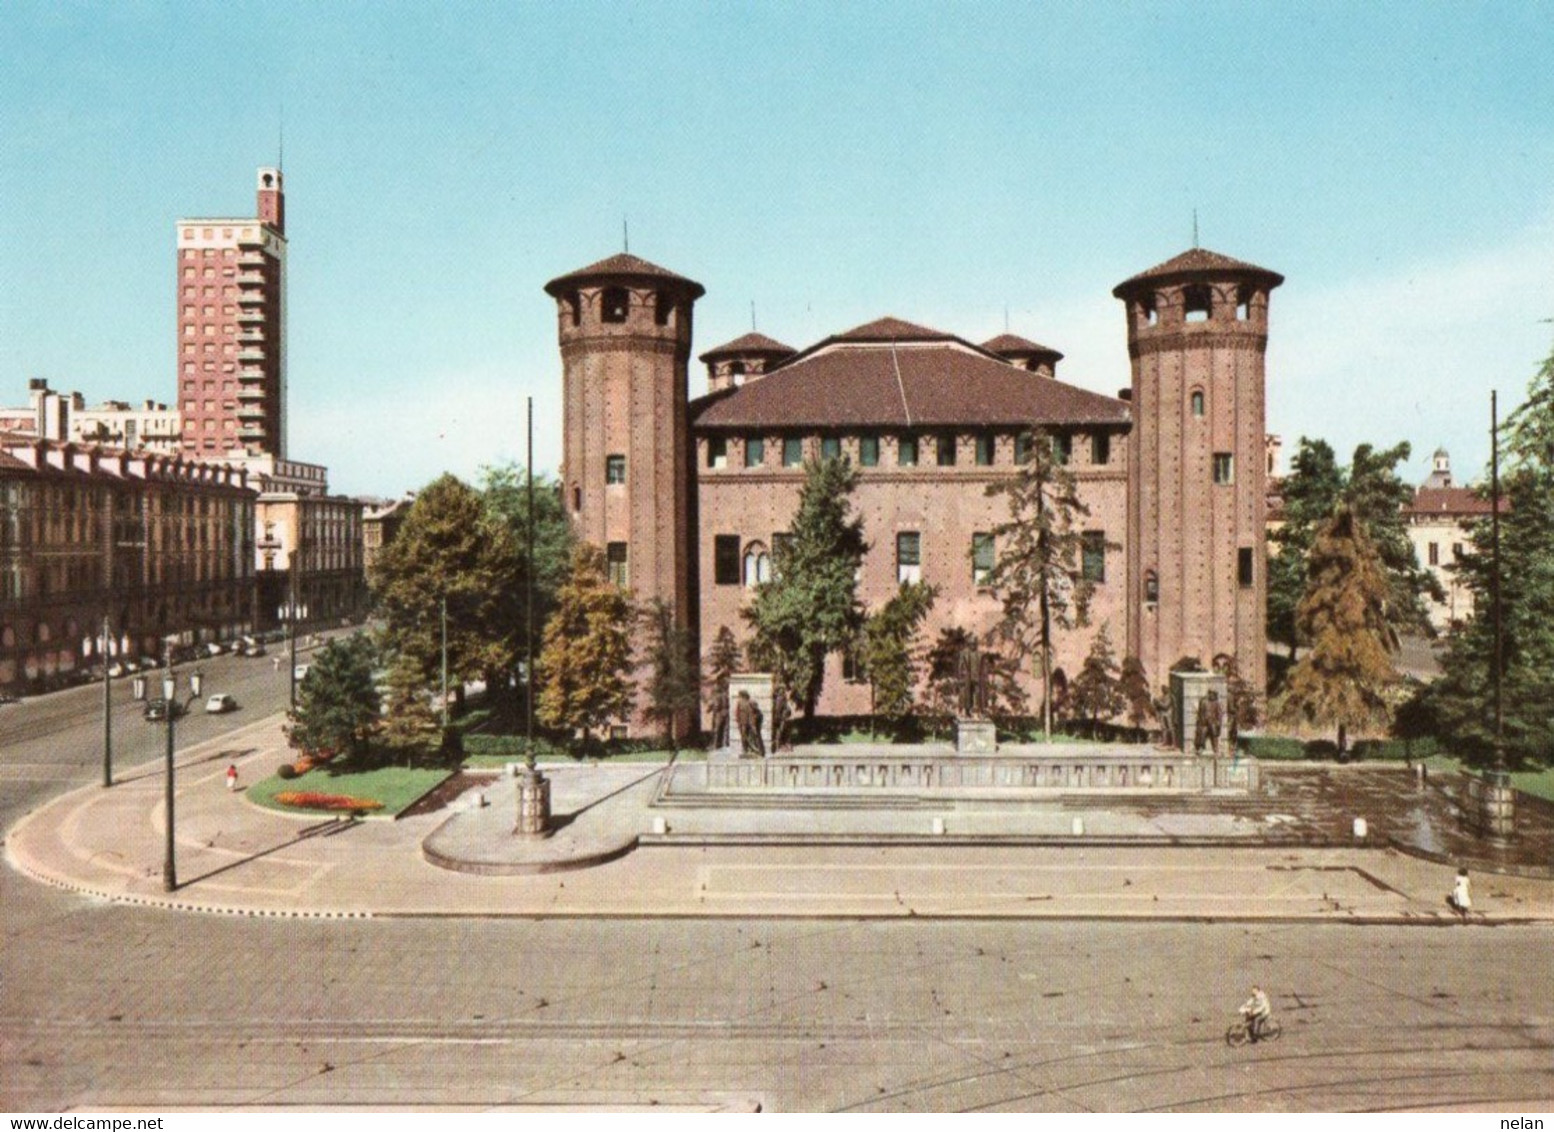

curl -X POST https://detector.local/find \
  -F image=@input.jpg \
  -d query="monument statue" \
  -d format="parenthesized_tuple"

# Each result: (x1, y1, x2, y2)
(735, 689, 765, 758)
(707, 692, 729, 751)
(1154, 685, 1176, 749)
(771, 683, 791, 752)
(956, 640, 991, 718)
(1195, 688, 1223, 757)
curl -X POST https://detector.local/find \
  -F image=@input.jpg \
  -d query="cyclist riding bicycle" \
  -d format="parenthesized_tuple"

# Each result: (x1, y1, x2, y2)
(1240, 986, 1272, 1041)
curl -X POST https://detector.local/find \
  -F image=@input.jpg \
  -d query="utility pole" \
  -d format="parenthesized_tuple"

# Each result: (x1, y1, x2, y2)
(101, 614, 113, 788)
(440, 593, 449, 730)
(526, 396, 535, 769)
(1492, 389, 1504, 771)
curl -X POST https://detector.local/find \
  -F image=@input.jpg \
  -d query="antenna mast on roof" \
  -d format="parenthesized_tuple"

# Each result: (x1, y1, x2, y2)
(1192, 209, 1199, 249)
(622, 218, 629, 254)
(277, 102, 284, 171)
(750, 301, 757, 331)
(1004, 304, 1010, 332)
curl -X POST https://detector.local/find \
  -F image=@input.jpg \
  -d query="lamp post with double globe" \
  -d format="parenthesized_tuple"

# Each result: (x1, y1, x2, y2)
(160, 651, 204, 893)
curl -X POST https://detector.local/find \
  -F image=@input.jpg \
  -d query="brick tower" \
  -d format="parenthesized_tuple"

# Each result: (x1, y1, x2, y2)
(545, 253, 704, 733)
(1114, 248, 1283, 697)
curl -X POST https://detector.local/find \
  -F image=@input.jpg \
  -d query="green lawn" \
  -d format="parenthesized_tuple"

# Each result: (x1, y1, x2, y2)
(247, 764, 453, 818)
(1421, 755, 1554, 803)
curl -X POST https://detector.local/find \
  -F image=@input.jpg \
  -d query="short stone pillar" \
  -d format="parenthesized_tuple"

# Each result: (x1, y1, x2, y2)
(1475, 769, 1516, 844)
(728, 672, 774, 758)
(1170, 671, 1228, 755)
(514, 767, 552, 839)
(955, 718, 997, 754)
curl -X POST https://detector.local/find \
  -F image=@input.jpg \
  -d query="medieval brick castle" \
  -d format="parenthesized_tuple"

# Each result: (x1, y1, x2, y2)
(546, 246, 1281, 729)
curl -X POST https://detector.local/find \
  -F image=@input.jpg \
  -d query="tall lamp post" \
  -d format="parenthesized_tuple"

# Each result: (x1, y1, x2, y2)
(95, 614, 115, 788)
(161, 649, 204, 893)
(279, 598, 308, 711)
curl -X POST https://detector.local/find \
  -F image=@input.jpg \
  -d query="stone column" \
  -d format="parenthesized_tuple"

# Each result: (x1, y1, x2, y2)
(514, 767, 552, 839)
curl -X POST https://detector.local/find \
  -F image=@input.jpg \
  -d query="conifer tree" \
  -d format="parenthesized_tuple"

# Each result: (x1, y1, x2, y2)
(1272, 505, 1399, 751)
(743, 456, 867, 717)
(1070, 624, 1126, 738)
(290, 633, 382, 763)
(536, 544, 636, 740)
(703, 626, 742, 714)
(859, 582, 938, 734)
(1119, 655, 1154, 733)
(642, 598, 700, 750)
(986, 427, 1094, 741)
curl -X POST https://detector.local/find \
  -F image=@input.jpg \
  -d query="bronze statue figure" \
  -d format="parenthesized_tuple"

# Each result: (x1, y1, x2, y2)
(735, 689, 765, 758)
(708, 692, 729, 750)
(1194, 689, 1223, 757)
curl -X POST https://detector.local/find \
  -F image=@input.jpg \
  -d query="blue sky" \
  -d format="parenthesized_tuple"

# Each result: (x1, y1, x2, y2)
(2, 2, 1551, 497)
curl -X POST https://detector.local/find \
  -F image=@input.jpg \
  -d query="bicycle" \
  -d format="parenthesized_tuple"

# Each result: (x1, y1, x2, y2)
(1225, 1014, 1283, 1047)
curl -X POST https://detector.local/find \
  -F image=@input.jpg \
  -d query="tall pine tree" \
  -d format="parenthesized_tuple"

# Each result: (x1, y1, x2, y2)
(536, 544, 636, 740)
(859, 581, 938, 735)
(743, 456, 867, 717)
(986, 426, 1094, 741)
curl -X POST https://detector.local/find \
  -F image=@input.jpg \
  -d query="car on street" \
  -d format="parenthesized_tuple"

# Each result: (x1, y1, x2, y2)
(205, 693, 238, 714)
(294, 664, 311, 682)
(242, 641, 266, 657)
(142, 698, 185, 722)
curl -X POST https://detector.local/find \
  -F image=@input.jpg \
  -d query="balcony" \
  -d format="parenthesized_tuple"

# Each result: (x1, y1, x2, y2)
(238, 423, 268, 440)
(237, 250, 265, 267)
(237, 348, 265, 362)
(237, 272, 265, 286)
(237, 306, 264, 323)
(237, 405, 266, 421)
(236, 385, 265, 401)
(237, 289, 265, 306)
(237, 328, 265, 342)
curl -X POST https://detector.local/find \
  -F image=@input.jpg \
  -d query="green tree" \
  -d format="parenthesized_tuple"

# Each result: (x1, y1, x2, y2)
(1119, 655, 1153, 732)
(859, 582, 938, 735)
(703, 625, 742, 713)
(536, 544, 637, 741)
(1268, 438, 1442, 659)
(924, 627, 1027, 729)
(1272, 506, 1399, 752)
(986, 427, 1094, 741)
(373, 474, 523, 719)
(743, 457, 868, 717)
(642, 598, 700, 750)
(289, 633, 382, 762)
(1421, 338, 1554, 765)
(479, 462, 576, 719)
(1069, 624, 1126, 738)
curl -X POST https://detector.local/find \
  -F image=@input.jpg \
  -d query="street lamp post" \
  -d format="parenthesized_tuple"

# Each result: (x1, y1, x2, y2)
(161, 655, 203, 894)
(279, 598, 308, 711)
(100, 614, 113, 788)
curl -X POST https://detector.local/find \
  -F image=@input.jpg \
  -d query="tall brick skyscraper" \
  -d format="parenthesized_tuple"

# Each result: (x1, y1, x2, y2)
(177, 167, 287, 459)
(545, 254, 704, 728)
(1114, 249, 1282, 695)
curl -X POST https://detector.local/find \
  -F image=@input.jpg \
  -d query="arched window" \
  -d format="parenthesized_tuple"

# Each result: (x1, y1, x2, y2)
(743, 542, 771, 587)
(1144, 570, 1159, 604)
(35, 621, 51, 644)
(1184, 285, 1212, 323)
(654, 292, 675, 326)
(1190, 389, 1205, 417)
(565, 290, 581, 327)
(601, 287, 630, 323)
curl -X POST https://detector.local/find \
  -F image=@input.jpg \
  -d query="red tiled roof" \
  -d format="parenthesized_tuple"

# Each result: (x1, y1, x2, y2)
(698, 331, 795, 364)
(833, 316, 954, 342)
(693, 340, 1129, 431)
(980, 333, 1064, 362)
(1113, 247, 1284, 297)
(543, 253, 705, 299)
(1406, 487, 1498, 516)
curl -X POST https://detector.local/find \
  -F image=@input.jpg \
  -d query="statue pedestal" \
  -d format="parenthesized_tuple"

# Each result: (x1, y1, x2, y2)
(514, 767, 552, 839)
(1471, 770, 1516, 844)
(955, 718, 997, 754)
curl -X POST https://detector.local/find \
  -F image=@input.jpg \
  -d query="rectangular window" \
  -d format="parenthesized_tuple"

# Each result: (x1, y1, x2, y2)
(1081, 531, 1106, 583)
(972, 532, 995, 585)
(714, 535, 741, 585)
(1427, 541, 1439, 566)
(1213, 452, 1234, 484)
(859, 435, 880, 466)
(974, 433, 994, 466)
(897, 531, 921, 584)
(782, 437, 803, 467)
(1238, 547, 1255, 588)
(842, 647, 866, 684)
(606, 542, 629, 587)
(1052, 433, 1072, 465)
(898, 435, 918, 466)
(744, 437, 764, 467)
(1452, 542, 1463, 559)
(1014, 432, 1033, 465)
(936, 433, 957, 466)
(606, 454, 626, 484)
(1092, 432, 1110, 465)
(707, 437, 727, 469)
(821, 436, 841, 461)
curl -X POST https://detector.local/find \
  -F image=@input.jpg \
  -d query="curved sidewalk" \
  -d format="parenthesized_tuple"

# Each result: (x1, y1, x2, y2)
(7, 712, 1554, 923)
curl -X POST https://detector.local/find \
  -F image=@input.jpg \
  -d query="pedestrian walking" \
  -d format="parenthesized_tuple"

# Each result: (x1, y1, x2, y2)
(272, 655, 280, 672)
(225, 764, 239, 792)
(1447, 868, 1471, 919)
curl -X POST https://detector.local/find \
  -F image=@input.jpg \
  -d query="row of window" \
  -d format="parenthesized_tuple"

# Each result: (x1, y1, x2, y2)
(702, 431, 1115, 472)
(709, 530, 1110, 588)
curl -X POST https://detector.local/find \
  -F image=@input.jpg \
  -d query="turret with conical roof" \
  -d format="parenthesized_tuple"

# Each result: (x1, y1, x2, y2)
(1116, 247, 1283, 702)
(699, 331, 794, 392)
(548, 252, 703, 735)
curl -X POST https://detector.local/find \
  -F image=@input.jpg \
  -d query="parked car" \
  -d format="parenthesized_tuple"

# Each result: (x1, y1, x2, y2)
(294, 664, 311, 682)
(205, 693, 238, 714)
(143, 698, 184, 722)
(243, 641, 267, 658)
(205, 642, 225, 657)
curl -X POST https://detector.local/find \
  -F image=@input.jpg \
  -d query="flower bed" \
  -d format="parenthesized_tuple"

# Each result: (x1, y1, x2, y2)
(273, 791, 384, 813)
